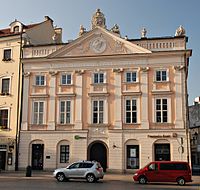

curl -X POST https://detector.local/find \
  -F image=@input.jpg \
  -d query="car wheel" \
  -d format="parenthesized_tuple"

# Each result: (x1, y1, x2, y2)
(139, 176, 147, 184)
(177, 177, 185, 186)
(56, 173, 66, 182)
(86, 174, 96, 183)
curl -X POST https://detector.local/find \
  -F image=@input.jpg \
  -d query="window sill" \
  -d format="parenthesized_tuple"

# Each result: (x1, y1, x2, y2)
(123, 81, 139, 84)
(32, 85, 47, 87)
(153, 81, 170, 83)
(0, 93, 11, 96)
(88, 123, 110, 127)
(91, 83, 107, 86)
(2, 59, 12, 62)
(59, 84, 73, 86)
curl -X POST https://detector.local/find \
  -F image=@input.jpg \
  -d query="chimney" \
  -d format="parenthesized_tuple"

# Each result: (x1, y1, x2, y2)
(54, 28, 62, 43)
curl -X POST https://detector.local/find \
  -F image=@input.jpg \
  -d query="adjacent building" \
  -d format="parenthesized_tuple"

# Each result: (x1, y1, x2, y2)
(189, 97, 200, 173)
(19, 9, 192, 172)
(0, 17, 62, 170)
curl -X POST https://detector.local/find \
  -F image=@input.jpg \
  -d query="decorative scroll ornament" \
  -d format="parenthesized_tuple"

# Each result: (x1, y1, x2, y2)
(112, 68, 123, 73)
(23, 72, 31, 77)
(75, 70, 85, 75)
(173, 65, 185, 71)
(140, 67, 149, 72)
(49, 71, 58, 76)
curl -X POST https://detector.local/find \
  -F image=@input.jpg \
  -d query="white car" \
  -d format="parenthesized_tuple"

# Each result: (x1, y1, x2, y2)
(53, 160, 104, 183)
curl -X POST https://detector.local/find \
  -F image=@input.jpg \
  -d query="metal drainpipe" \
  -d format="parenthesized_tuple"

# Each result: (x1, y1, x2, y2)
(15, 31, 23, 171)
(185, 54, 190, 164)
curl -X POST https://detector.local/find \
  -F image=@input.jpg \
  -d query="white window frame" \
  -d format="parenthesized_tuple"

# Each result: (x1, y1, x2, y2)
(32, 101, 45, 125)
(0, 107, 10, 129)
(125, 71, 138, 83)
(0, 76, 11, 95)
(152, 97, 171, 123)
(59, 100, 71, 124)
(60, 73, 72, 85)
(124, 97, 139, 124)
(92, 100, 104, 124)
(155, 69, 169, 82)
(35, 75, 46, 86)
(93, 72, 106, 84)
(57, 98, 74, 125)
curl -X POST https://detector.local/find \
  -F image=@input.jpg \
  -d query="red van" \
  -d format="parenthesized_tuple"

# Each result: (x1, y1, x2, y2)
(133, 161, 192, 186)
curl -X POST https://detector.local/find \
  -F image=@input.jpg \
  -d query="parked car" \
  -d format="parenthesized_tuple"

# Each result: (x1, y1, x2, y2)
(133, 161, 192, 186)
(53, 160, 104, 183)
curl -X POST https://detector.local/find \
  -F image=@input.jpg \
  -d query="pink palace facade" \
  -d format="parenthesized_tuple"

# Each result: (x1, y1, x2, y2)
(19, 10, 192, 172)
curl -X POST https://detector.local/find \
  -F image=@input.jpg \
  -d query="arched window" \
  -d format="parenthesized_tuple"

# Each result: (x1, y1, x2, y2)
(13, 26, 19, 33)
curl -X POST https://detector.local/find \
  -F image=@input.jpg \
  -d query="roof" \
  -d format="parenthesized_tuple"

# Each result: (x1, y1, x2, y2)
(0, 23, 39, 38)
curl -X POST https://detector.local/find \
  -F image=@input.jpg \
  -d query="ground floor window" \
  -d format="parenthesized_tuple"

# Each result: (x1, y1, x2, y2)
(126, 145, 139, 169)
(154, 143, 170, 161)
(60, 145, 69, 163)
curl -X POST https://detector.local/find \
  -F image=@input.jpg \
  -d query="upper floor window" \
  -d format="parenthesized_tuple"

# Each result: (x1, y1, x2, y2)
(92, 100, 104, 124)
(35, 75, 45, 86)
(1, 78, 10, 95)
(13, 26, 20, 33)
(61, 74, 72, 85)
(60, 145, 70, 163)
(60, 100, 71, 124)
(0, 109, 8, 129)
(33, 101, 44, 125)
(125, 99, 137, 123)
(156, 70, 167, 82)
(3, 49, 11, 61)
(93, 73, 105, 84)
(156, 98, 168, 123)
(126, 72, 137, 83)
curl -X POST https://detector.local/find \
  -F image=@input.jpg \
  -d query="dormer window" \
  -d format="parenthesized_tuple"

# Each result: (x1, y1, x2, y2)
(13, 26, 20, 33)
(3, 49, 11, 61)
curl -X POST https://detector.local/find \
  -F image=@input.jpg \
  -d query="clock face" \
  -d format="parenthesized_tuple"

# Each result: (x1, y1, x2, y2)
(90, 37, 107, 53)
(97, 18, 103, 25)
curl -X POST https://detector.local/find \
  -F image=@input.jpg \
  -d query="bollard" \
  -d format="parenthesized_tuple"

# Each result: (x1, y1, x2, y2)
(26, 165, 32, 177)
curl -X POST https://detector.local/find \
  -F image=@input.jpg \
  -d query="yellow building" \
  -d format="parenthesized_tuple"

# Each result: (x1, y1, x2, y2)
(0, 16, 62, 170)
(20, 10, 192, 172)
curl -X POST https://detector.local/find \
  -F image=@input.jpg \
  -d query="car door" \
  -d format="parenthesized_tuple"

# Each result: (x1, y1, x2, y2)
(145, 163, 160, 182)
(66, 163, 81, 178)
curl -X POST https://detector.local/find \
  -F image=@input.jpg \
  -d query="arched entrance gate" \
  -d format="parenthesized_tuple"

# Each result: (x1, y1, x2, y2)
(88, 141, 107, 172)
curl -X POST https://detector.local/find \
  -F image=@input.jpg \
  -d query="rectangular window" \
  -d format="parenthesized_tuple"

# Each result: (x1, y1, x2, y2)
(33, 101, 44, 124)
(126, 72, 137, 83)
(125, 99, 137, 123)
(35, 75, 45, 86)
(60, 145, 69, 163)
(61, 74, 72, 85)
(127, 145, 139, 169)
(60, 100, 71, 124)
(92, 100, 104, 124)
(3, 49, 11, 61)
(156, 98, 168, 123)
(0, 109, 8, 129)
(93, 73, 105, 84)
(156, 70, 167, 82)
(1, 78, 10, 94)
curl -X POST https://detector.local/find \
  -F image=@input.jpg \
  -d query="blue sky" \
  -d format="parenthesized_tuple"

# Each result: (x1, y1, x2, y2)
(0, 0, 199, 105)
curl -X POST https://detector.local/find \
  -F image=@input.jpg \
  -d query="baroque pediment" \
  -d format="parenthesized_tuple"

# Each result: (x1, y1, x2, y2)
(48, 27, 151, 58)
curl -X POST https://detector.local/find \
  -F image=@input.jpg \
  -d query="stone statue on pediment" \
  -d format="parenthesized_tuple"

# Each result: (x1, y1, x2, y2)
(111, 24, 120, 35)
(79, 25, 86, 37)
(141, 27, 147, 38)
(175, 25, 186, 36)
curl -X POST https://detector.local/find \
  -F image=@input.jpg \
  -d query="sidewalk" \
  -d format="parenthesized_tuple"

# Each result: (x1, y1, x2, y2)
(0, 171, 199, 184)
